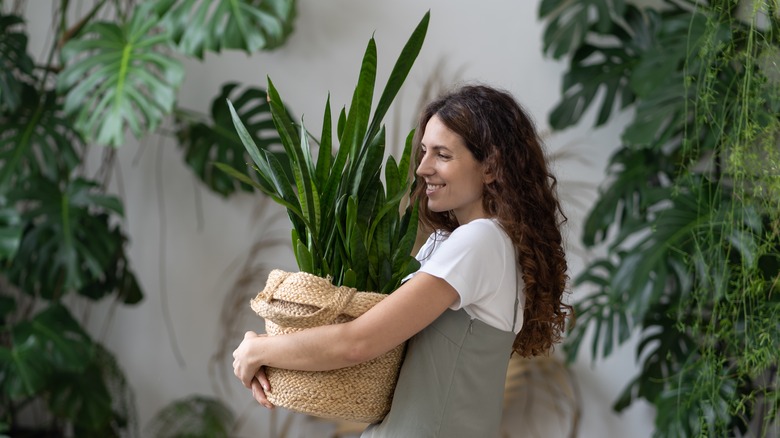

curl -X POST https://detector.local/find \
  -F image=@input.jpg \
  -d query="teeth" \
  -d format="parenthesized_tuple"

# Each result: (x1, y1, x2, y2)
(427, 184, 444, 190)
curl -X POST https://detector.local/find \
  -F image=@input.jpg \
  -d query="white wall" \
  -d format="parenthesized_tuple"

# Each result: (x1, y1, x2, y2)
(20, 1, 656, 437)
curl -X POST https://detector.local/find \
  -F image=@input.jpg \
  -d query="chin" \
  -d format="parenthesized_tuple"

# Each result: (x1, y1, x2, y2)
(427, 203, 447, 213)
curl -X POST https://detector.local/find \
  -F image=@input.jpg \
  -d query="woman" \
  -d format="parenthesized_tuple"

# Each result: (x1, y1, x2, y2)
(233, 84, 571, 437)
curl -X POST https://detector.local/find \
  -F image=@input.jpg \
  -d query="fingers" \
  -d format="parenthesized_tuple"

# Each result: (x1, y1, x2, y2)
(255, 367, 271, 394)
(234, 357, 254, 388)
(232, 332, 270, 390)
(232, 348, 255, 388)
(251, 374, 274, 409)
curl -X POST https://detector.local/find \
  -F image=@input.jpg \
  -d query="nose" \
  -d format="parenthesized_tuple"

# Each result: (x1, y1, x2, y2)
(416, 151, 433, 177)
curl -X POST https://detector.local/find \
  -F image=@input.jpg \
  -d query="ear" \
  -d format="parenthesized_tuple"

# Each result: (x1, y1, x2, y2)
(481, 153, 498, 184)
(482, 167, 496, 184)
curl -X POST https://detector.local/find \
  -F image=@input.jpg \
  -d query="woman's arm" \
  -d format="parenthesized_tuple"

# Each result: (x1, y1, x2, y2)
(232, 272, 458, 388)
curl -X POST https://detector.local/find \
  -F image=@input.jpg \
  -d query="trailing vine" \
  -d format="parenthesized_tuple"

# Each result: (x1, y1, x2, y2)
(540, 0, 779, 436)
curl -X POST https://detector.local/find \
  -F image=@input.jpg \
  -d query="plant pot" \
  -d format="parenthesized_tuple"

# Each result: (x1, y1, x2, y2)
(250, 269, 406, 423)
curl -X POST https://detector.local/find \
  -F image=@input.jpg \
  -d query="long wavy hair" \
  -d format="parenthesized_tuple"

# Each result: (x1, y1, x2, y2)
(411, 84, 572, 357)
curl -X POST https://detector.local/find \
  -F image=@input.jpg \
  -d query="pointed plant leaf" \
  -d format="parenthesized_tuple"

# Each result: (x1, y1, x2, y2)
(223, 14, 427, 292)
(341, 37, 376, 175)
(365, 11, 429, 140)
(176, 83, 288, 197)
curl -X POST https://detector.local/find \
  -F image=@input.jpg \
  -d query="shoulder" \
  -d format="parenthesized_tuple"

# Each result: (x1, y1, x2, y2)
(448, 218, 510, 248)
(417, 219, 511, 264)
(418, 219, 510, 263)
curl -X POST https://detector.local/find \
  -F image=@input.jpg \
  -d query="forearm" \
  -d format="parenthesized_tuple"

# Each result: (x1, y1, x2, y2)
(252, 322, 365, 372)
(234, 272, 458, 383)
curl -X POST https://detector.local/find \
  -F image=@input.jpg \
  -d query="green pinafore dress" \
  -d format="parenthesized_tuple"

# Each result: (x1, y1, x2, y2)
(362, 305, 517, 438)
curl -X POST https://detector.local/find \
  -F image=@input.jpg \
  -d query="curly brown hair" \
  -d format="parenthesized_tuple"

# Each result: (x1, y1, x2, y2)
(411, 84, 572, 357)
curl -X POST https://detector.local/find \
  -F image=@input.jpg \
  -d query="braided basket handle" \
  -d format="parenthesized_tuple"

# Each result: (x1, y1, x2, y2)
(251, 270, 357, 329)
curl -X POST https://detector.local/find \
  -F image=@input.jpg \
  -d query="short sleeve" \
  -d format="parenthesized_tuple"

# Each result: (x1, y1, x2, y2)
(416, 220, 509, 309)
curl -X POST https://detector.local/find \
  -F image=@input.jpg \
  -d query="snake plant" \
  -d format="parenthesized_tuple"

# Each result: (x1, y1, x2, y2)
(219, 12, 430, 293)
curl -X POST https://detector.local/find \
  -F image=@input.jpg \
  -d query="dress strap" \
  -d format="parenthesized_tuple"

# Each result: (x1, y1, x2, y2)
(511, 269, 520, 333)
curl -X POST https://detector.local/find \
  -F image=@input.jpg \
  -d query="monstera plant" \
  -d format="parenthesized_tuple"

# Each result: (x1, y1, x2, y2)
(540, 0, 779, 436)
(0, 0, 295, 436)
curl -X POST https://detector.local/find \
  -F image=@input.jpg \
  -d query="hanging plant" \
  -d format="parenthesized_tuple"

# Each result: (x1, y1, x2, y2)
(540, 0, 780, 436)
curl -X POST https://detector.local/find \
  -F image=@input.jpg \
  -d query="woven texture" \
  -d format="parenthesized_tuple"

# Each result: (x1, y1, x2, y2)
(250, 269, 405, 423)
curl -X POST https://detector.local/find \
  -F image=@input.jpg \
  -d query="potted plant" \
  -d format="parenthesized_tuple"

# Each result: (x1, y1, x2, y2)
(218, 12, 430, 424)
(539, 0, 779, 435)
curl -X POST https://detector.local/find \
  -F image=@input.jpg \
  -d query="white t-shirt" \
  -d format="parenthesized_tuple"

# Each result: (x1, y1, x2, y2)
(410, 218, 524, 333)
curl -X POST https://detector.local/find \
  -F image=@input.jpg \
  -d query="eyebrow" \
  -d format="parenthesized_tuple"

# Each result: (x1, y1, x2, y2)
(420, 143, 451, 152)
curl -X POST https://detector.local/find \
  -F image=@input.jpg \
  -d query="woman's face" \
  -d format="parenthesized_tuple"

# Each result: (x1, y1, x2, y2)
(416, 115, 492, 225)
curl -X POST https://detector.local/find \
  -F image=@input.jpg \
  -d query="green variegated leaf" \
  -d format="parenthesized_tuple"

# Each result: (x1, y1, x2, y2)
(57, 5, 183, 146)
(341, 37, 376, 166)
(314, 95, 333, 188)
(159, 0, 296, 58)
(225, 13, 427, 292)
(365, 11, 429, 141)
(295, 238, 313, 274)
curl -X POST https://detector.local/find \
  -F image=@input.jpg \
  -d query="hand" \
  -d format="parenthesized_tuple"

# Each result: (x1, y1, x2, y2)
(232, 331, 265, 388)
(251, 369, 274, 410)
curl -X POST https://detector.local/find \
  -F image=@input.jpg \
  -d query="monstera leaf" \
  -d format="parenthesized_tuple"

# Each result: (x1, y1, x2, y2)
(48, 344, 134, 435)
(176, 83, 289, 197)
(0, 85, 83, 191)
(539, 0, 626, 60)
(78, 227, 143, 304)
(582, 147, 671, 247)
(0, 193, 21, 260)
(546, 5, 651, 130)
(57, 4, 183, 147)
(0, 304, 94, 400)
(621, 10, 728, 148)
(0, 13, 34, 112)
(146, 395, 236, 438)
(158, 0, 296, 58)
(7, 176, 127, 299)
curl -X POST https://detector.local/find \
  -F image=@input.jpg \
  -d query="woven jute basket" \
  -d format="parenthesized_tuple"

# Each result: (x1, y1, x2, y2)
(250, 269, 406, 424)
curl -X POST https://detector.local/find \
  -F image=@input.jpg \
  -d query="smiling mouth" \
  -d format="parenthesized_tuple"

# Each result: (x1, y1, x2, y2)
(426, 183, 444, 195)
